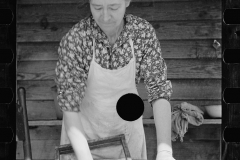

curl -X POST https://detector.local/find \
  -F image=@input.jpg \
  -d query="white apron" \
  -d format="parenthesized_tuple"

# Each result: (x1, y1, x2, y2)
(60, 37, 147, 160)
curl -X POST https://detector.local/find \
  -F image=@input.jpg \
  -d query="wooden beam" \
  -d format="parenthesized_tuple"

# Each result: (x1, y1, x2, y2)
(17, 119, 221, 160)
(16, 140, 59, 160)
(24, 100, 221, 120)
(16, 139, 220, 160)
(17, 59, 221, 80)
(17, 0, 207, 5)
(27, 119, 221, 126)
(143, 119, 221, 125)
(25, 100, 57, 120)
(17, 21, 221, 42)
(17, 40, 222, 61)
(25, 121, 220, 141)
(17, 79, 221, 100)
(17, 1, 221, 23)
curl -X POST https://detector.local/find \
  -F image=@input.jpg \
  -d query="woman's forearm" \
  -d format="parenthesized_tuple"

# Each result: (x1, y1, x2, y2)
(67, 128, 93, 160)
(152, 98, 173, 154)
(63, 112, 93, 160)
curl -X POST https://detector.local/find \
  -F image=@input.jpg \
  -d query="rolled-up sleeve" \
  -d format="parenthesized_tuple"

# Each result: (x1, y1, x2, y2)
(140, 23, 173, 105)
(54, 29, 88, 112)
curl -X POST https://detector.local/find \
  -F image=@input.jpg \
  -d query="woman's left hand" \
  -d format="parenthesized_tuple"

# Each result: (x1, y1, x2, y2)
(156, 151, 176, 160)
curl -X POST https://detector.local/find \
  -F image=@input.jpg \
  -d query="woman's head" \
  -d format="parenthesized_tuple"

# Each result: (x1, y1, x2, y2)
(90, 0, 131, 36)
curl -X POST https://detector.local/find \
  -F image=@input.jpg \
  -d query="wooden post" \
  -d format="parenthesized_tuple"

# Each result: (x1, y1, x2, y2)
(18, 87, 32, 160)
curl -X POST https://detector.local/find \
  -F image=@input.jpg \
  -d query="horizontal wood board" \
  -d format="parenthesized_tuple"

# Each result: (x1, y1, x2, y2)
(17, 1, 221, 23)
(17, 0, 213, 4)
(16, 0, 222, 159)
(16, 126, 220, 160)
(17, 59, 221, 80)
(27, 119, 221, 126)
(23, 100, 221, 120)
(17, 79, 221, 101)
(17, 140, 220, 160)
(17, 21, 221, 42)
(25, 100, 221, 120)
(16, 123, 221, 141)
(17, 40, 222, 61)
(16, 119, 221, 159)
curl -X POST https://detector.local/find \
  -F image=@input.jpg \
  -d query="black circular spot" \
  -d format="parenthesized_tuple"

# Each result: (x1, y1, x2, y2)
(116, 93, 144, 121)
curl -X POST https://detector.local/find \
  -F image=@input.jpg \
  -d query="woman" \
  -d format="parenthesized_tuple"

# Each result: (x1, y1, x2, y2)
(55, 0, 175, 160)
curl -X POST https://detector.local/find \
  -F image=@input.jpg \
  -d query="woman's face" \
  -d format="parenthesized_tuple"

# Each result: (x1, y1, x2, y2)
(90, 0, 130, 35)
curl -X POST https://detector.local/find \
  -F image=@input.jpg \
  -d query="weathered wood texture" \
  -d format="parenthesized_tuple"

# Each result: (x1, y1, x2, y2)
(18, 123, 221, 140)
(17, 0, 208, 4)
(17, 21, 221, 42)
(17, 79, 221, 101)
(17, 1, 221, 23)
(17, 40, 222, 61)
(25, 100, 221, 120)
(27, 119, 221, 126)
(17, 59, 221, 80)
(18, 78, 221, 120)
(25, 100, 57, 120)
(16, 0, 222, 159)
(16, 140, 221, 160)
(16, 124, 221, 160)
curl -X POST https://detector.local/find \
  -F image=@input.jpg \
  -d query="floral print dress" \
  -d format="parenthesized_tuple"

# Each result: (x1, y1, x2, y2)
(55, 14, 173, 112)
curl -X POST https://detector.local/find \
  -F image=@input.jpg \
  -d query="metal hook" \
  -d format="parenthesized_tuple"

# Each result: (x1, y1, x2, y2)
(213, 40, 221, 50)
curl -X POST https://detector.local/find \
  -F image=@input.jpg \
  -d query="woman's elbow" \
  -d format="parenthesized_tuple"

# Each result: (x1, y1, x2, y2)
(152, 98, 171, 109)
(63, 111, 84, 136)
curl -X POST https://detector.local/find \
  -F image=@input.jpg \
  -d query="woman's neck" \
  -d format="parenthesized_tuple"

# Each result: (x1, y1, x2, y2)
(106, 20, 124, 46)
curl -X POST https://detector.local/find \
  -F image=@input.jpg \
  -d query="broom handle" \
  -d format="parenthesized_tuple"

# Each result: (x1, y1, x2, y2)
(18, 87, 32, 160)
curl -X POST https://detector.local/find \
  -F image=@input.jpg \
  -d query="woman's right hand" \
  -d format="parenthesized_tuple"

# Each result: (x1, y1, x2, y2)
(63, 111, 94, 160)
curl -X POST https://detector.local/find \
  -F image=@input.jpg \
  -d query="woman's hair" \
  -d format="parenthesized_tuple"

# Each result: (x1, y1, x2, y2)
(79, 0, 132, 5)
(78, 0, 131, 10)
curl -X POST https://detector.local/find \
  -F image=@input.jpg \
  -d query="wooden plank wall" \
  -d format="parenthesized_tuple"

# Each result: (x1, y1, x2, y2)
(16, 0, 222, 160)
(16, 123, 221, 160)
